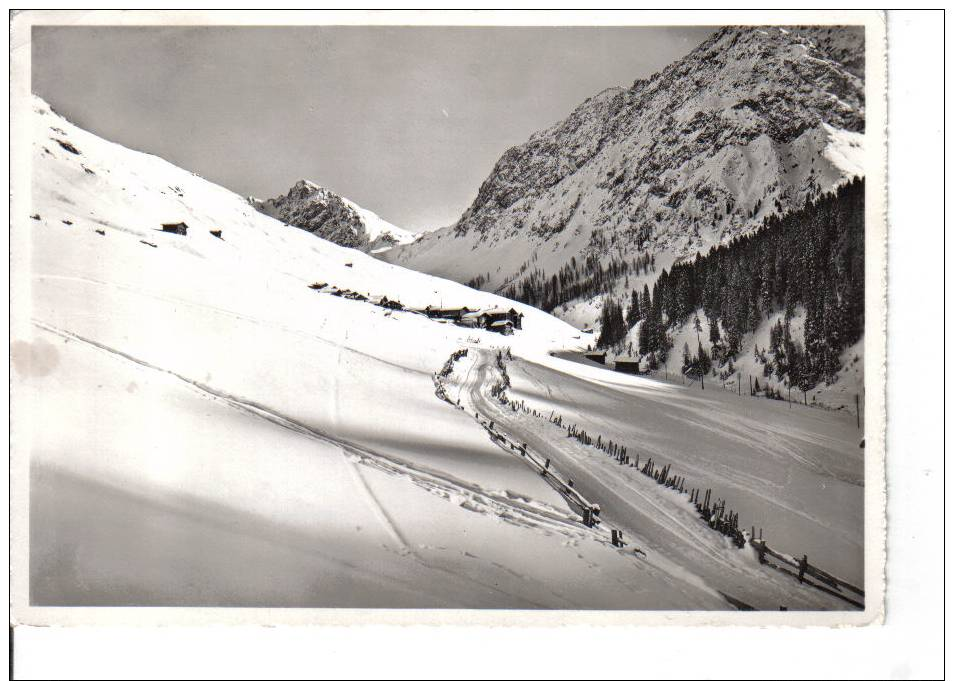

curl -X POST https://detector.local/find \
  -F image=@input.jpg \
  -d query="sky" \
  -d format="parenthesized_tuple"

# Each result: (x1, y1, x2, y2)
(32, 25, 714, 232)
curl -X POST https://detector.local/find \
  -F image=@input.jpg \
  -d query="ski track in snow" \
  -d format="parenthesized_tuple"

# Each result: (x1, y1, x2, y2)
(32, 319, 597, 597)
(24, 93, 864, 610)
(33, 273, 423, 378)
(513, 356, 864, 540)
(445, 347, 855, 610)
(344, 458, 554, 608)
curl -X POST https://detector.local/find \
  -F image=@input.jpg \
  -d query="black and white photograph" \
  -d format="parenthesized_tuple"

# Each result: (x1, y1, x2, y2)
(10, 8, 894, 635)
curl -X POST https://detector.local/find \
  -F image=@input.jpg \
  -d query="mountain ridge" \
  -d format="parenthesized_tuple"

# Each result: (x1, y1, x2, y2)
(382, 25, 866, 329)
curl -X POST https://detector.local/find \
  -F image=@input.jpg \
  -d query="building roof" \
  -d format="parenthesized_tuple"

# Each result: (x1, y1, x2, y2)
(426, 306, 470, 313)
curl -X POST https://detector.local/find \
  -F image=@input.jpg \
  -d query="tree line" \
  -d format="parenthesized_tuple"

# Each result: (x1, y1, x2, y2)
(595, 178, 864, 390)
(502, 253, 652, 313)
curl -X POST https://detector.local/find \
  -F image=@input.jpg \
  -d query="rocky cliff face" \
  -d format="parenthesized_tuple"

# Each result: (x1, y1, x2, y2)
(251, 180, 417, 252)
(382, 26, 866, 327)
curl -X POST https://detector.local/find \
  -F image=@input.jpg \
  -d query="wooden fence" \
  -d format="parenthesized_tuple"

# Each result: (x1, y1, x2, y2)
(750, 535, 864, 608)
(434, 348, 864, 609)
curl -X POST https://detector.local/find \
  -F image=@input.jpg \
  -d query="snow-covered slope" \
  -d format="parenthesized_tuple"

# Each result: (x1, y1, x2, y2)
(21, 95, 679, 608)
(250, 179, 418, 253)
(383, 26, 865, 330)
(18, 95, 863, 611)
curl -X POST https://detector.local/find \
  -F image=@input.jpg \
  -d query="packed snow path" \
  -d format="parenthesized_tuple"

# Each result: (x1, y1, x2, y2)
(20, 97, 721, 609)
(444, 347, 862, 610)
(28, 313, 726, 609)
(20, 95, 862, 610)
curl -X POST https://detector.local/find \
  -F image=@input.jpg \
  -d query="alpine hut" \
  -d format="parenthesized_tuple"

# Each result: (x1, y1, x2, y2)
(161, 222, 189, 235)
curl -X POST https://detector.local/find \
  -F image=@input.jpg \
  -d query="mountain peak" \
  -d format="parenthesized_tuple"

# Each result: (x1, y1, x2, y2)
(252, 180, 418, 252)
(383, 25, 866, 329)
(292, 178, 323, 191)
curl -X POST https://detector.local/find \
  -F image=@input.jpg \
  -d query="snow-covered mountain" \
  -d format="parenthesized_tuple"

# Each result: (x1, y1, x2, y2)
(18, 95, 660, 609)
(382, 26, 865, 328)
(250, 179, 418, 253)
(18, 95, 863, 610)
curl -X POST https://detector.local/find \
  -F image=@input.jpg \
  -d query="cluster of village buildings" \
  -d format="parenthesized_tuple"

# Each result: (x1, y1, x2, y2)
(159, 220, 524, 335)
(307, 282, 524, 335)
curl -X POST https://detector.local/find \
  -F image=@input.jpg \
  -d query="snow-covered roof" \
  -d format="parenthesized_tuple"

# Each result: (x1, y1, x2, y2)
(479, 307, 520, 316)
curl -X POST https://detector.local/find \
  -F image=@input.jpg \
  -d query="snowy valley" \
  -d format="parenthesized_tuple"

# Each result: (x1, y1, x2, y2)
(382, 26, 867, 410)
(16, 91, 866, 611)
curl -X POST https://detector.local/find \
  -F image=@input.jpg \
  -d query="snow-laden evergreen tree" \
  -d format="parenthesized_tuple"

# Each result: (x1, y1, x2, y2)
(651, 178, 864, 392)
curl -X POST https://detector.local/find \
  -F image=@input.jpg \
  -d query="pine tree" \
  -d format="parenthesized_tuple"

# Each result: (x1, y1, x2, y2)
(597, 297, 627, 349)
(625, 287, 642, 327)
(645, 179, 864, 393)
(709, 316, 721, 345)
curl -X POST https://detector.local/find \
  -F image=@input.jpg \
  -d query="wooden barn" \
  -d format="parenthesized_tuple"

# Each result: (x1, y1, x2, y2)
(370, 295, 405, 311)
(584, 351, 607, 365)
(472, 307, 523, 330)
(614, 358, 643, 375)
(458, 311, 483, 328)
(161, 222, 189, 235)
(424, 306, 472, 321)
(489, 319, 514, 336)
(505, 307, 524, 329)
